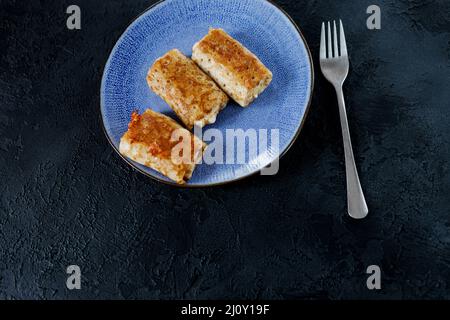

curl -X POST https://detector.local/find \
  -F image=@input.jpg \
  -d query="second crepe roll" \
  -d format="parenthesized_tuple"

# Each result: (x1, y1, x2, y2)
(147, 49, 229, 129)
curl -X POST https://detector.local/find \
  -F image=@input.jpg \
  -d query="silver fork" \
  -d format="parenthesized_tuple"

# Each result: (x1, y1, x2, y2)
(320, 20, 368, 219)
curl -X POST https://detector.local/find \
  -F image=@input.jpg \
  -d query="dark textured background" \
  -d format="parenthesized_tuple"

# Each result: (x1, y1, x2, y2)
(1, 0, 450, 300)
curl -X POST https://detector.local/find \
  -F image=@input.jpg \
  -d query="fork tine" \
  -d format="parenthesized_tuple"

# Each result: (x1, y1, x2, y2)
(327, 21, 332, 58)
(333, 20, 339, 57)
(320, 22, 326, 59)
(339, 19, 348, 57)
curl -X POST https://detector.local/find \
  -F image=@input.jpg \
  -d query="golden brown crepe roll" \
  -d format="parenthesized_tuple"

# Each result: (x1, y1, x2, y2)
(147, 49, 229, 129)
(192, 28, 273, 107)
(119, 109, 206, 184)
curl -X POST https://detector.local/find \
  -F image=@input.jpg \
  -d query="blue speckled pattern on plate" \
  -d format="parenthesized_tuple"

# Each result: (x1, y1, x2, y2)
(101, 0, 313, 186)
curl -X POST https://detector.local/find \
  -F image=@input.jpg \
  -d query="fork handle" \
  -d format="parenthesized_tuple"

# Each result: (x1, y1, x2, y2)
(334, 85, 369, 219)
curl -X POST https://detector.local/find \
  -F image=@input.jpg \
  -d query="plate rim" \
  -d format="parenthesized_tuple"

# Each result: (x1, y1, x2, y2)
(100, 0, 315, 188)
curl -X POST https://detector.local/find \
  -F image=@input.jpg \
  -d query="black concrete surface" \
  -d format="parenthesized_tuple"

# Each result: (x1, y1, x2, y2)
(1, 0, 450, 299)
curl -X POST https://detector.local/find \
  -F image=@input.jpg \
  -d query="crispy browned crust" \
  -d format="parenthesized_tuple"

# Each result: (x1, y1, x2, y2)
(123, 110, 182, 160)
(147, 49, 228, 129)
(194, 29, 272, 90)
(120, 109, 206, 184)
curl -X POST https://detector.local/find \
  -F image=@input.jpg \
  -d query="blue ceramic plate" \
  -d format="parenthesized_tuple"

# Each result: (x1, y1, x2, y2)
(101, 0, 313, 187)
